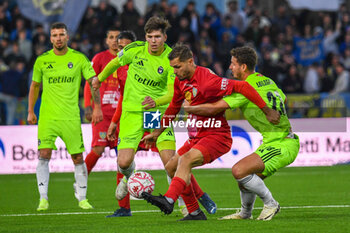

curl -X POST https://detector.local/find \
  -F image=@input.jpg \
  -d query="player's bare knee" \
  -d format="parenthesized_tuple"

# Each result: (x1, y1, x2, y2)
(178, 153, 192, 167)
(39, 149, 51, 160)
(165, 162, 176, 177)
(118, 159, 131, 170)
(232, 165, 245, 179)
(71, 153, 84, 164)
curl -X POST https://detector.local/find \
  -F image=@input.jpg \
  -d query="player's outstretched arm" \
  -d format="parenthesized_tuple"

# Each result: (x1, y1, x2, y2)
(184, 99, 229, 116)
(230, 80, 280, 124)
(87, 77, 103, 125)
(27, 81, 41, 125)
(92, 57, 121, 90)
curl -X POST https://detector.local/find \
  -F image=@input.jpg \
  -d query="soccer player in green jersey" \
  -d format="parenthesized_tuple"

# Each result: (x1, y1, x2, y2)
(93, 17, 217, 216)
(27, 22, 103, 211)
(184, 46, 300, 221)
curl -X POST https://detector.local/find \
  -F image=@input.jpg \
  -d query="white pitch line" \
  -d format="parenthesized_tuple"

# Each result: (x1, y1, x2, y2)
(1, 205, 349, 217)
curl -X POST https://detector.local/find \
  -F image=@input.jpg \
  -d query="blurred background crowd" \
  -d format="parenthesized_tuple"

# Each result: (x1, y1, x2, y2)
(1, 0, 350, 125)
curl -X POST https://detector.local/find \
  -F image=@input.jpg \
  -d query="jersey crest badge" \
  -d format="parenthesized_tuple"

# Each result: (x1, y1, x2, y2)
(68, 62, 73, 69)
(192, 87, 197, 97)
(158, 66, 164, 74)
(99, 132, 107, 139)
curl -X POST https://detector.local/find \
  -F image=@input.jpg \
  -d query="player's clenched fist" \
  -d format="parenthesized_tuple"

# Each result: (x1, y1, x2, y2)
(27, 112, 37, 125)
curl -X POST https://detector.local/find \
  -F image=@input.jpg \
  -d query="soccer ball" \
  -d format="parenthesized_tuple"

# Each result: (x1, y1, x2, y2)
(127, 171, 155, 198)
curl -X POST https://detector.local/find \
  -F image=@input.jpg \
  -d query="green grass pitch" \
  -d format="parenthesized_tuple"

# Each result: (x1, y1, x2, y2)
(1, 166, 349, 233)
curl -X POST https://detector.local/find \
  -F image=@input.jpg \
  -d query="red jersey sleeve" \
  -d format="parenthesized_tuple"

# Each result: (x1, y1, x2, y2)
(202, 70, 266, 109)
(112, 94, 123, 123)
(229, 80, 266, 109)
(162, 79, 184, 125)
(84, 81, 92, 107)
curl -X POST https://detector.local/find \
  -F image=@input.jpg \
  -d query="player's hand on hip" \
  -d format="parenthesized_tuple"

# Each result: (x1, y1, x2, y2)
(84, 106, 93, 122)
(92, 77, 101, 90)
(107, 122, 118, 141)
(27, 112, 37, 125)
(142, 96, 156, 110)
(141, 133, 157, 149)
(92, 108, 103, 125)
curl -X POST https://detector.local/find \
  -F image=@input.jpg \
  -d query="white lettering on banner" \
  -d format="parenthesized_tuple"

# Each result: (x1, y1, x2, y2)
(1, 118, 350, 174)
(163, 118, 222, 129)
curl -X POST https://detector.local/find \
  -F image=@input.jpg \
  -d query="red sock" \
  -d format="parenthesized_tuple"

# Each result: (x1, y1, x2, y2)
(191, 174, 204, 199)
(85, 150, 101, 174)
(117, 172, 130, 209)
(164, 177, 187, 202)
(180, 183, 200, 213)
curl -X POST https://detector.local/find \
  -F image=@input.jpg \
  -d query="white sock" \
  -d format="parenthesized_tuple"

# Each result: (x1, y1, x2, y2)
(239, 188, 256, 216)
(36, 158, 50, 200)
(237, 174, 277, 207)
(118, 161, 135, 180)
(167, 174, 185, 207)
(74, 162, 88, 202)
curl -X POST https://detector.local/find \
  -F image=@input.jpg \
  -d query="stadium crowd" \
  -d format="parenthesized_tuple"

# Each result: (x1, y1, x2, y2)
(0, 0, 350, 125)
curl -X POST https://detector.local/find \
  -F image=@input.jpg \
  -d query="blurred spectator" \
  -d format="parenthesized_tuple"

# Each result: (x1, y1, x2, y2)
(4, 41, 26, 65)
(244, 17, 263, 47)
(121, 0, 140, 32)
(166, 3, 180, 45)
(330, 62, 350, 94)
(217, 15, 239, 43)
(260, 51, 278, 85)
(282, 64, 303, 93)
(133, 17, 145, 41)
(272, 5, 290, 33)
(0, 61, 25, 124)
(304, 63, 321, 94)
(224, 0, 246, 33)
(201, 3, 221, 31)
(96, 0, 118, 32)
(339, 33, 350, 54)
(323, 20, 341, 56)
(216, 31, 234, 70)
(318, 65, 334, 92)
(9, 18, 31, 41)
(244, 0, 256, 18)
(180, 1, 200, 37)
(343, 48, 350, 69)
(17, 29, 32, 61)
(79, 37, 92, 59)
(177, 17, 195, 47)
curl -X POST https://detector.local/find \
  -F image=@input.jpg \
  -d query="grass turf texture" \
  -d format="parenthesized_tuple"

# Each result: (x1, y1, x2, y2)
(1, 166, 349, 233)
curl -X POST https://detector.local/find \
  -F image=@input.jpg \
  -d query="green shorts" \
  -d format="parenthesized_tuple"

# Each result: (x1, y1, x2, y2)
(118, 111, 175, 151)
(38, 119, 85, 155)
(255, 134, 300, 177)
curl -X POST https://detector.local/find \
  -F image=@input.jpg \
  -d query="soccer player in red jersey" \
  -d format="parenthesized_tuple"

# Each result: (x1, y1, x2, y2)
(84, 30, 136, 217)
(141, 44, 279, 221)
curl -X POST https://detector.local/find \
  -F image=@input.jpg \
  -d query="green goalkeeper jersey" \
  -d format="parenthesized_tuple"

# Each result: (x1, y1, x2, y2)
(32, 48, 96, 120)
(117, 41, 175, 112)
(223, 72, 292, 144)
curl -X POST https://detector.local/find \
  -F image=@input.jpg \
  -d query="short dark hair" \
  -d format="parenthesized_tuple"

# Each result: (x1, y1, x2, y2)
(230, 46, 257, 71)
(50, 22, 67, 31)
(144, 16, 171, 34)
(168, 43, 193, 62)
(106, 26, 120, 37)
(117, 30, 136, 42)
